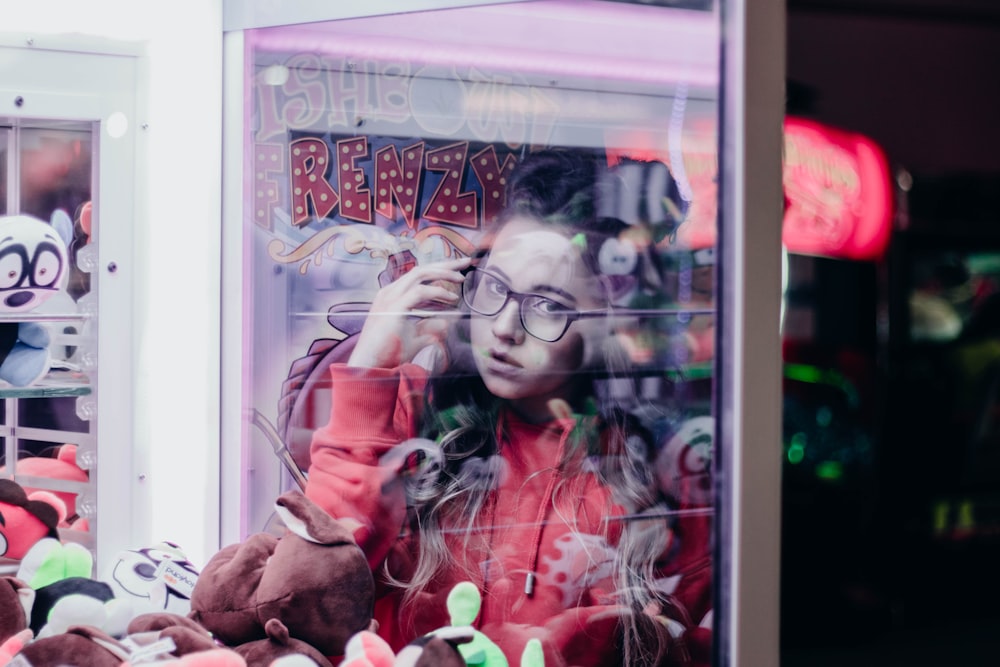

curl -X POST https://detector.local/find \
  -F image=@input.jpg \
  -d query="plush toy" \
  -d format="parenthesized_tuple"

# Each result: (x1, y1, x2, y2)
(119, 648, 248, 667)
(0, 628, 32, 665)
(0, 576, 33, 646)
(430, 582, 508, 667)
(188, 490, 375, 663)
(342, 619, 545, 667)
(233, 619, 334, 667)
(0, 445, 91, 529)
(4, 613, 235, 667)
(29, 575, 131, 639)
(12, 537, 131, 641)
(127, 612, 217, 649)
(0, 478, 61, 561)
(0, 211, 74, 387)
(102, 541, 200, 618)
(16, 537, 93, 590)
(115, 611, 229, 665)
(341, 582, 547, 667)
(341, 629, 472, 667)
(654, 416, 714, 508)
(8, 624, 128, 667)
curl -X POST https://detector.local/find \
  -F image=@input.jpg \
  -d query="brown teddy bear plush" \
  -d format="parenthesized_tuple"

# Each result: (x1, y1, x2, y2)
(12, 625, 128, 667)
(236, 618, 334, 667)
(189, 490, 375, 664)
(0, 575, 32, 646)
(127, 611, 221, 657)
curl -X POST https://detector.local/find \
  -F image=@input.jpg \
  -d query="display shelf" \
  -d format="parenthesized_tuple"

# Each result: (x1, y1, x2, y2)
(8, 474, 90, 495)
(0, 313, 91, 323)
(0, 379, 92, 399)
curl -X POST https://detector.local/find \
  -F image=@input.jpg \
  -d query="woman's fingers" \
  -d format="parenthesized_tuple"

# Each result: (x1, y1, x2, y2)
(391, 257, 470, 289)
(371, 261, 469, 313)
(347, 257, 472, 368)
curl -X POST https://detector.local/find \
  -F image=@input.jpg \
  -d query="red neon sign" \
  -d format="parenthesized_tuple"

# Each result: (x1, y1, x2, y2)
(782, 116, 893, 261)
(606, 117, 892, 260)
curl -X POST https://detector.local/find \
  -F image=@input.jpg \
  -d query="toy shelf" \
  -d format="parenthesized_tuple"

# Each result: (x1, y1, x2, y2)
(0, 313, 90, 323)
(1, 346, 97, 565)
(0, 376, 92, 399)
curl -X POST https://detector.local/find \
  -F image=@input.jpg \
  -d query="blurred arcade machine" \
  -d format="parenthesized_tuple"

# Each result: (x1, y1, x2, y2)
(883, 170, 1000, 629)
(781, 118, 1000, 644)
(777, 116, 897, 645)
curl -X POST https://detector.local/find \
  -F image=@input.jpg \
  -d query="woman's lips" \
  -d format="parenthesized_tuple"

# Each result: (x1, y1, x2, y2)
(484, 349, 521, 375)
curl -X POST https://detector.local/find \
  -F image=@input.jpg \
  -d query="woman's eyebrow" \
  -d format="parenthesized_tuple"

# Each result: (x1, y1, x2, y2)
(490, 267, 577, 304)
(534, 283, 577, 303)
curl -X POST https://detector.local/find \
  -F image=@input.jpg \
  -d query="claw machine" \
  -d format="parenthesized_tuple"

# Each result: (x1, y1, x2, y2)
(0, 38, 139, 574)
(221, 1, 784, 665)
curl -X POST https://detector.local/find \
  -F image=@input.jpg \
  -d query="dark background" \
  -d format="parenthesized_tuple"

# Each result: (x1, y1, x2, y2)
(782, 1, 1000, 664)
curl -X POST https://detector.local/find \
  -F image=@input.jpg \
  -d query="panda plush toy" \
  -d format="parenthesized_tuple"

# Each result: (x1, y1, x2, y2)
(0, 212, 74, 387)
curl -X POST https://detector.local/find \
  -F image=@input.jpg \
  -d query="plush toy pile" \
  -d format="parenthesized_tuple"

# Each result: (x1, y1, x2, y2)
(0, 483, 546, 667)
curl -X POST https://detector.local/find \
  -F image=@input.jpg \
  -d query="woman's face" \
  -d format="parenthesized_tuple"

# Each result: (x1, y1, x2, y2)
(469, 216, 606, 421)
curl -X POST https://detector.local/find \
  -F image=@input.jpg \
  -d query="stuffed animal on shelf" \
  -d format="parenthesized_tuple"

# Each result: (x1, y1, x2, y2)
(0, 211, 74, 387)
(0, 444, 90, 530)
(0, 478, 61, 561)
(188, 490, 376, 665)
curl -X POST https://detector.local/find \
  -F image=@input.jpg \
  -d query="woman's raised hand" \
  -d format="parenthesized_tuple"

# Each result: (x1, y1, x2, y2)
(348, 257, 471, 369)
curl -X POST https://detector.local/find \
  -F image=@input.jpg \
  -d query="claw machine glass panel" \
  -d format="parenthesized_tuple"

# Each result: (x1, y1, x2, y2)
(1, 121, 98, 565)
(227, 1, 749, 664)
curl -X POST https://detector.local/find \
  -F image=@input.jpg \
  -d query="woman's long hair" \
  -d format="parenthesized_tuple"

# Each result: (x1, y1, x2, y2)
(385, 149, 683, 666)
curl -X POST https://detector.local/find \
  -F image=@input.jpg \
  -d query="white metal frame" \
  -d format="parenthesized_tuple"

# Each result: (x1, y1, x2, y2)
(6, 0, 223, 573)
(0, 34, 140, 570)
(220, 30, 246, 547)
(717, 0, 785, 663)
(222, 0, 532, 31)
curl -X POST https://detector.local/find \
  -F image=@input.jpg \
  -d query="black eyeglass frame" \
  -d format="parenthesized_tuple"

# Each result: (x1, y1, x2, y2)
(461, 266, 608, 342)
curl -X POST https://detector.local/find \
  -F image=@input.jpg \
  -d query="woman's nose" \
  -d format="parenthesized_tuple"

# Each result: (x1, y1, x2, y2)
(491, 299, 525, 343)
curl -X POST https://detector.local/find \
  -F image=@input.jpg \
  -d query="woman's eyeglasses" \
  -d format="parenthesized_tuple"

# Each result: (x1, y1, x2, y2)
(462, 267, 605, 342)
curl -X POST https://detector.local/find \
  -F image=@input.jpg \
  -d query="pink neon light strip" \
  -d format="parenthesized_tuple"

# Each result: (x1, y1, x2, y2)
(245, 0, 720, 89)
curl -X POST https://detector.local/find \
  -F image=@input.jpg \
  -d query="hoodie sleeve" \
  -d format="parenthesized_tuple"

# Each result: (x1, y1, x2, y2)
(304, 362, 428, 570)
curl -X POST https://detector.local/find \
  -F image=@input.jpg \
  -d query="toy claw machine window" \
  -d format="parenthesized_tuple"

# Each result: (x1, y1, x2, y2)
(231, 1, 723, 663)
(0, 121, 97, 570)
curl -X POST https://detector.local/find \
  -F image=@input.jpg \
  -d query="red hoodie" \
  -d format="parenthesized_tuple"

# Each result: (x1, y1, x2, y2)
(305, 363, 712, 666)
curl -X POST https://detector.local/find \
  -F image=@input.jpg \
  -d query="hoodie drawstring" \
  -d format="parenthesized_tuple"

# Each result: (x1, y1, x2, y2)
(523, 420, 572, 597)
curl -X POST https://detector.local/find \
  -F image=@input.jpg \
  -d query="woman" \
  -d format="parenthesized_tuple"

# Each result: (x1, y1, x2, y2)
(305, 150, 711, 666)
